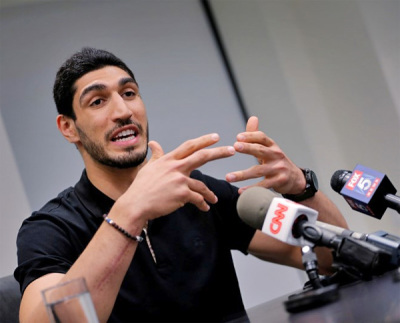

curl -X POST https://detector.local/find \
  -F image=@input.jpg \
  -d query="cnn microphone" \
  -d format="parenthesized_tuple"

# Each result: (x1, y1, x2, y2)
(237, 187, 348, 248)
(237, 186, 317, 246)
(237, 187, 394, 276)
(237, 187, 332, 292)
(330, 164, 400, 219)
(237, 187, 397, 313)
(236, 186, 366, 239)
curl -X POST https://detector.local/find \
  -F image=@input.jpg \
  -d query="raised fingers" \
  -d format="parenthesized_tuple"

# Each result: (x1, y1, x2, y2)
(148, 141, 164, 161)
(226, 164, 268, 183)
(166, 133, 236, 172)
(183, 145, 236, 171)
(170, 133, 221, 160)
(186, 178, 219, 211)
(234, 141, 283, 164)
(246, 116, 259, 132)
(236, 131, 275, 149)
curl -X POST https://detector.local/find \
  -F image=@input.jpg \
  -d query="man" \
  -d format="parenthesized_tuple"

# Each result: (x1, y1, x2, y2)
(15, 47, 348, 322)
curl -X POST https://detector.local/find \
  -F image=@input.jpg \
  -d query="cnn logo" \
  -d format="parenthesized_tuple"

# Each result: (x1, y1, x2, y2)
(269, 203, 287, 234)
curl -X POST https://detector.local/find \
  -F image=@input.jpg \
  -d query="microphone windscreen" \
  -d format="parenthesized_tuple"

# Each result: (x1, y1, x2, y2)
(330, 169, 351, 193)
(237, 187, 278, 230)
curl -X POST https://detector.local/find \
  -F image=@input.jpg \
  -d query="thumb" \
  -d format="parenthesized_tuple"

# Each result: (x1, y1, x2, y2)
(148, 140, 164, 162)
(246, 116, 259, 132)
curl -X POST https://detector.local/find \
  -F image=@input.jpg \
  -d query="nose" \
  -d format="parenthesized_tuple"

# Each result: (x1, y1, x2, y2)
(110, 93, 132, 121)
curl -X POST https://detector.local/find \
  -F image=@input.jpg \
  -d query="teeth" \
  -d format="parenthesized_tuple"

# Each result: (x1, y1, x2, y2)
(114, 129, 136, 141)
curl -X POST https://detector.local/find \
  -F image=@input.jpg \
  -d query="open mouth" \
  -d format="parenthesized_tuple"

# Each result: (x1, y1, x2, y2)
(111, 129, 137, 142)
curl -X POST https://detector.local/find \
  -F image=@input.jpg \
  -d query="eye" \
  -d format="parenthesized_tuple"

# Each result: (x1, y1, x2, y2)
(90, 98, 104, 107)
(123, 90, 136, 98)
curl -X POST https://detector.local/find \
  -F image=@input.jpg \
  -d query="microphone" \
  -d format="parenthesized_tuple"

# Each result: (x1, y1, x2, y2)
(237, 187, 395, 312)
(330, 165, 400, 219)
(237, 187, 395, 276)
(237, 187, 348, 248)
(315, 222, 400, 266)
(237, 186, 317, 246)
(236, 185, 366, 239)
(237, 187, 331, 292)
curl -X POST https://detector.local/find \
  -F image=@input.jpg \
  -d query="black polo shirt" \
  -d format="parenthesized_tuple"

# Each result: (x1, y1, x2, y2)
(15, 169, 256, 322)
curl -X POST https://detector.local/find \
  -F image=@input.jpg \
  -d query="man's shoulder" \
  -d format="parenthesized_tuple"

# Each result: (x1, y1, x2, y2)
(36, 170, 89, 215)
(36, 186, 76, 212)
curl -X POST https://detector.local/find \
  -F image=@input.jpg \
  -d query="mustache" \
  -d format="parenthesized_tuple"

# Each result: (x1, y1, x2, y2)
(106, 119, 144, 139)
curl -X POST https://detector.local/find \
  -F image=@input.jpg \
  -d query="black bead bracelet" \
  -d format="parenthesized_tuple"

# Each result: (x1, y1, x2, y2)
(103, 214, 144, 242)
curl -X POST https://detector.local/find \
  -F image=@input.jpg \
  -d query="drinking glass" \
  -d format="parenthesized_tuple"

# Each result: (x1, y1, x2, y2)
(41, 277, 99, 323)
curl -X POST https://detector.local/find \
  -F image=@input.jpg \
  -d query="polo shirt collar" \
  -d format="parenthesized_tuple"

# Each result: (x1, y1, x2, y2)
(74, 169, 115, 219)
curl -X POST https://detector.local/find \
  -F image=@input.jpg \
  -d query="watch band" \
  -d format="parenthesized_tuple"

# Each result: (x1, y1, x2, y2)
(283, 168, 319, 202)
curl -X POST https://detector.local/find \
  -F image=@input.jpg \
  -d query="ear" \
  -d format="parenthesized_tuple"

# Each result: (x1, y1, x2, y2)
(56, 115, 79, 143)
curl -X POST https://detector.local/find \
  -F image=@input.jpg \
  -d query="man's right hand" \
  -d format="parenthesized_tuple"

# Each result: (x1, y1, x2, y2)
(112, 133, 236, 227)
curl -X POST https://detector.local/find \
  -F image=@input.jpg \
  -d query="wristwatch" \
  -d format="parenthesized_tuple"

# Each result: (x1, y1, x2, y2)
(283, 168, 319, 202)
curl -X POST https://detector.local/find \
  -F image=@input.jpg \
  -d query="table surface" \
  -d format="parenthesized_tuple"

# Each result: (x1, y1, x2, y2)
(241, 268, 400, 323)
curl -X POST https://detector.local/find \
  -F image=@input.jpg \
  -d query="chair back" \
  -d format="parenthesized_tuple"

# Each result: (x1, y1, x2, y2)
(0, 275, 21, 323)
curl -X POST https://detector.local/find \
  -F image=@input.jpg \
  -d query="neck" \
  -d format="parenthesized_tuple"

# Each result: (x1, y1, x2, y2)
(84, 159, 147, 201)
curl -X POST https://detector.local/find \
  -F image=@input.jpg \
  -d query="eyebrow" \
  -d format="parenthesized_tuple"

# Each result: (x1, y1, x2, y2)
(79, 77, 137, 105)
(119, 77, 137, 87)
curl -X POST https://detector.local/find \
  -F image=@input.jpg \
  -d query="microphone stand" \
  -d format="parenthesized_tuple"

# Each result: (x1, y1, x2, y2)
(284, 243, 340, 313)
(385, 194, 400, 214)
(284, 220, 394, 313)
(301, 245, 322, 289)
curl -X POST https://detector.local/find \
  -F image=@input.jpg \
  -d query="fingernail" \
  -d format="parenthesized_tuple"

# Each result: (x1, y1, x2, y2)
(237, 134, 245, 141)
(211, 194, 218, 204)
(227, 146, 235, 154)
(235, 143, 244, 151)
(226, 173, 236, 181)
(211, 133, 220, 141)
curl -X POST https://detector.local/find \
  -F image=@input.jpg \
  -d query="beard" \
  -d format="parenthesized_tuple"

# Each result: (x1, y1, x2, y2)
(76, 120, 149, 169)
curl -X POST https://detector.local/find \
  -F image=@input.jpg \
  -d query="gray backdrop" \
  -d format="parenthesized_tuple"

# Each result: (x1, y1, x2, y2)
(1, 0, 399, 310)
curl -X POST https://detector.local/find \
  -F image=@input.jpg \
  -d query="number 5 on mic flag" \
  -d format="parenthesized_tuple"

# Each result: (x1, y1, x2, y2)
(340, 164, 397, 219)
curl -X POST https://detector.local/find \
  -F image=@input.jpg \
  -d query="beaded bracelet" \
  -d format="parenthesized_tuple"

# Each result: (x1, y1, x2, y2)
(103, 214, 144, 242)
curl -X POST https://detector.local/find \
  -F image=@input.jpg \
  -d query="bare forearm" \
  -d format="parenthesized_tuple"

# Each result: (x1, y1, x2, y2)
(67, 222, 140, 321)
(301, 191, 348, 229)
(20, 216, 142, 323)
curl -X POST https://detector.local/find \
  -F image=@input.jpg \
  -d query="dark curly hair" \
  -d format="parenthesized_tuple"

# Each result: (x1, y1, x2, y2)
(53, 47, 137, 119)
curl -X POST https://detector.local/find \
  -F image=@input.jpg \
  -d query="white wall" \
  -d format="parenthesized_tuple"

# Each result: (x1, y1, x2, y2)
(211, 0, 400, 232)
(211, 0, 399, 307)
(1, 0, 399, 310)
